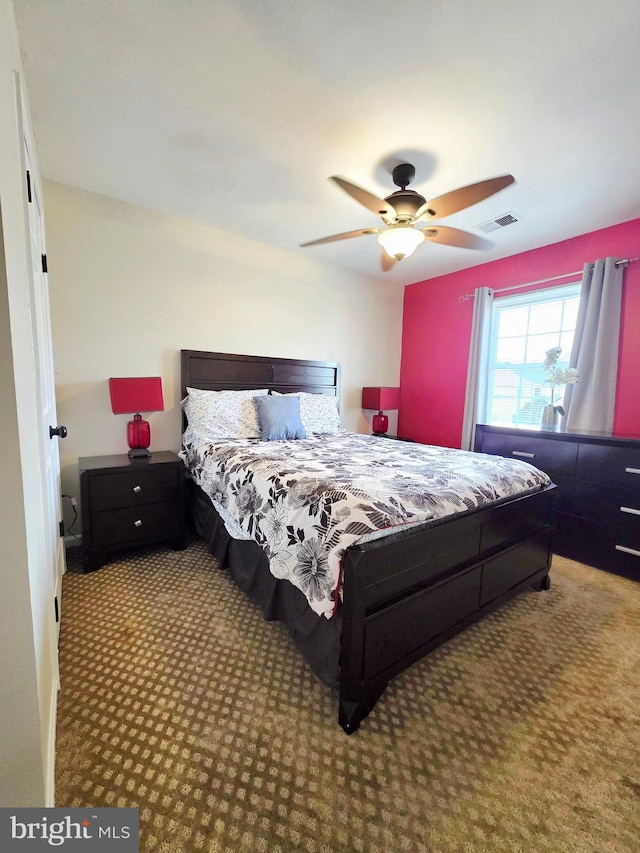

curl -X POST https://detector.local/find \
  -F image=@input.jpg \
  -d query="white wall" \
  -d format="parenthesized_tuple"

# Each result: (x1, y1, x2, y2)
(0, 0, 55, 807)
(43, 181, 404, 528)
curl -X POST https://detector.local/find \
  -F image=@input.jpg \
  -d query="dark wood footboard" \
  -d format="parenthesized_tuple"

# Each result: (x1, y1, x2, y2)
(338, 485, 556, 733)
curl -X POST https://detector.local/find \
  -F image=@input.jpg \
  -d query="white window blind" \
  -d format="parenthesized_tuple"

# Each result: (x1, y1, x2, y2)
(486, 283, 581, 428)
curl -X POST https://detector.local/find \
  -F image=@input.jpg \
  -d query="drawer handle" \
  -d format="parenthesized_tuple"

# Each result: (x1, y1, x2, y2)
(134, 519, 143, 527)
(133, 485, 142, 493)
(615, 544, 640, 558)
(620, 506, 640, 516)
(625, 467, 640, 475)
(512, 451, 535, 459)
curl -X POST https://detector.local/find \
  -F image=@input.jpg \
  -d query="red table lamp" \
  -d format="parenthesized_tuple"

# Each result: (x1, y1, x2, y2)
(362, 387, 400, 435)
(109, 377, 164, 458)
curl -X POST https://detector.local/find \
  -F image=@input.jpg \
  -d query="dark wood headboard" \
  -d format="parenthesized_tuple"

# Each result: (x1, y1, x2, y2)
(180, 350, 341, 405)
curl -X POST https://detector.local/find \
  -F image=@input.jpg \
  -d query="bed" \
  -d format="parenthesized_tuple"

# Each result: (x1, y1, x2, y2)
(180, 349, 556, 734)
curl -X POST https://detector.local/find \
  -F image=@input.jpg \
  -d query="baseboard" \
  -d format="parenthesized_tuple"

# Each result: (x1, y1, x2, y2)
(44, 676, 59, 807)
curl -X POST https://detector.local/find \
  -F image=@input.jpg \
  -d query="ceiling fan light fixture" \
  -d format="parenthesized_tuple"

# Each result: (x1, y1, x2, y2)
(377, 225, 425, 260)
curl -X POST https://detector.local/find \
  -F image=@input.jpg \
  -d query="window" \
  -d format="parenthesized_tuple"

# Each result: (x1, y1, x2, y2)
(486, 284, 581, 428)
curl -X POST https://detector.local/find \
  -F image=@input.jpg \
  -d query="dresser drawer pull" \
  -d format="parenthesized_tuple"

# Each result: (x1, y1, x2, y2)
(620, 506, 640, 516)
(134, 519, 143, 527)
(625, 467, 640, 475)
(512, 451, 535, 459)
(133, 485, 142, 493)
(615, 544, 640, 558)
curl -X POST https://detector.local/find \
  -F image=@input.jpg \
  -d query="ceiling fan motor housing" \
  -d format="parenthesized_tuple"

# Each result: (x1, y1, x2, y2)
(385, 189, 427, 221)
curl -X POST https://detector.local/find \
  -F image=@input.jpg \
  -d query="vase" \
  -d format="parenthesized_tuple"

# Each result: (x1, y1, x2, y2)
(541, 404, 560, 431)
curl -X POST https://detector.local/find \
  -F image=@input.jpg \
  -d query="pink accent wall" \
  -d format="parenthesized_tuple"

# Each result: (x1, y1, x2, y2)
(399, 217, 640, 446)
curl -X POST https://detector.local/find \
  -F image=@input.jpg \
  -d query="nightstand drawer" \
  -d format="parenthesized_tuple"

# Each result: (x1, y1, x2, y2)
(91, 502, 179, 547)
(90, 467, 179, 511)
(478, 432, 578, 478)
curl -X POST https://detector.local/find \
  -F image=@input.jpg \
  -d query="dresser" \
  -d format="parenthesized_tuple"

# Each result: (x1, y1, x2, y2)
(474, 425, 640, 581)
(79, 451, 186, 572)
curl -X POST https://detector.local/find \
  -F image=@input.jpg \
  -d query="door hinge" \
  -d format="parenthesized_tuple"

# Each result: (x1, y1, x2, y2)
(54, 596, 59, 624)
(59, 519, 65, 537)
(26, 170, 32, 202)
(42, 254, 48, 273)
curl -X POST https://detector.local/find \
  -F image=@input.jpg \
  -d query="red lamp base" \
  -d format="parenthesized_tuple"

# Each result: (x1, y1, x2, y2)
(372, 411, 389, 435)
(128, 414, 151, 458)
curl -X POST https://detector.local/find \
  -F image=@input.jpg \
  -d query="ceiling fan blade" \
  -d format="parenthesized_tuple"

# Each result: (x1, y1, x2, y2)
(381, 248, 396, 272)
(415, 174, 515, 220)
(330, 176, 397, 223)
(422, 225, 492, 250)
(300, 228, 380, 247)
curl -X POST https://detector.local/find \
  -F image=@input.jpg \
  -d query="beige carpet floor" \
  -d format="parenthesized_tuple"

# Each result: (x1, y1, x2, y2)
(56, 539, 640, 852)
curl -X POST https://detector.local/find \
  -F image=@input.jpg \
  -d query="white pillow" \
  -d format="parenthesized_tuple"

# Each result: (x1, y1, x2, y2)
(182, 387, 268, 443)
(273, 391, 340, 434)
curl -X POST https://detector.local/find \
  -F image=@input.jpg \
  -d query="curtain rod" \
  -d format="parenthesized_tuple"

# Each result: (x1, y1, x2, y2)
(494, 270, 582, 294)
(459, 257, 638, 302)
(496, 256, 638, 292)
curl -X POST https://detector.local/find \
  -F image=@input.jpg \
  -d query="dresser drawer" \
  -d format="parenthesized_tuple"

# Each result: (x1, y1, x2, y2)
(90, 467, 179, 511)
(478, 432, 578, 478)
(91, 502, 179, 547)
(576, 443, 640, 489)
(551, 475, 574, 514)
(614, 547, 640, 581)
(555, 511, 640, 577)
(615, 518, 640, 552)
(554, 513, 613, 566)
(572, 480, 640, 526)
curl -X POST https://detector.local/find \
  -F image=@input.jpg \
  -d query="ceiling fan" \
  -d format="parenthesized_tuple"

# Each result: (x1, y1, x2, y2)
(300, 163, 515, 270)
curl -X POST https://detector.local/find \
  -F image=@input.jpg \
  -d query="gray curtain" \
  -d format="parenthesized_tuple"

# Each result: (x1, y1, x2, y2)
(563, 257, 623, 433)
(461, 287, 494, 450)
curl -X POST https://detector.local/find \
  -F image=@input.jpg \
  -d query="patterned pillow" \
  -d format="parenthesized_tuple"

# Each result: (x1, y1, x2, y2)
(254, 395, 307, 441)
(182, 387, 268, 444)
(273, 391, 341, 434)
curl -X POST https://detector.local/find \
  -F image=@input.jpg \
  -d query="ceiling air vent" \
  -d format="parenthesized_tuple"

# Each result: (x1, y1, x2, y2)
(476, 211, 521, 233)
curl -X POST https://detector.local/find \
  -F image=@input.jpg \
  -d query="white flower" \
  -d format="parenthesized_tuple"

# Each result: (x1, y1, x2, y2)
(542, 347, 579, 412)
(543, 347, 579, 387)
(543, 346, 563, 372)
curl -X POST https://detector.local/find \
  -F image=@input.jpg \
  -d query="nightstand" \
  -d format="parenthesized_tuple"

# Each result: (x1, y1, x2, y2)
(79, 451, 186, 572)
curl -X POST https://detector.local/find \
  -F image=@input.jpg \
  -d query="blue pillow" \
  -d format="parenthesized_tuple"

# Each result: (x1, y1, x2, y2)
(254, 395, 307, 441)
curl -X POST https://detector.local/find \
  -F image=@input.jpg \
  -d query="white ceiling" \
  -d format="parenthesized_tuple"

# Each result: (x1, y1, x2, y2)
(14, 0, 640, 285)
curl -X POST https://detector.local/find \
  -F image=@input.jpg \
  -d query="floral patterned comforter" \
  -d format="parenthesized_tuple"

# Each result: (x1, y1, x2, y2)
(181, 432, 551, 619)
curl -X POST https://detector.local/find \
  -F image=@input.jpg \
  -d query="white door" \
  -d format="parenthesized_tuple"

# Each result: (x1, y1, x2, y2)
(23, 133, 67, 637)
(11, 70, 65, 807)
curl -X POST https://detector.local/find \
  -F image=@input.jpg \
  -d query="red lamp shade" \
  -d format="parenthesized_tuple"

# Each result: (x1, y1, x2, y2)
(109, 377, 164, 458)
(362, 387, 400, 435)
